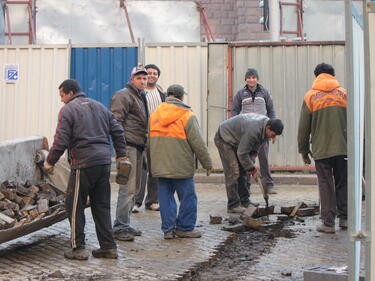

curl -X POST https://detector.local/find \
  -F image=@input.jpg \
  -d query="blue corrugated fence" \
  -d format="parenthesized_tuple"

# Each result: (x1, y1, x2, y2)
(70, 47, 138, 108)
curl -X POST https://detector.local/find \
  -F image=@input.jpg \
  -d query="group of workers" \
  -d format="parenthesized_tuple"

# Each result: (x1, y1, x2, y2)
(43, 61, 347, 261)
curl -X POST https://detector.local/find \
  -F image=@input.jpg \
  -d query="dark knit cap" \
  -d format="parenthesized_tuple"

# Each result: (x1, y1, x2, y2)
(167, 84, 187, 98)
(267, 119, 284, 135)
(245, 68, 259, 80)
(145, 64, 161, 76)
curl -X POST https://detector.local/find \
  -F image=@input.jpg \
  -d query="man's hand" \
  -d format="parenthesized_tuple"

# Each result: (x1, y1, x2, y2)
(301, 153, 311, 165)
(44, 161, 54, 174)
(248, 168, 259, 182)
(206, 169, 212, 176)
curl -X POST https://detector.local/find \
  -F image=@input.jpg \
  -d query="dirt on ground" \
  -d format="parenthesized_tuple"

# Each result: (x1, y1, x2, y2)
(187, 218, 298, 281)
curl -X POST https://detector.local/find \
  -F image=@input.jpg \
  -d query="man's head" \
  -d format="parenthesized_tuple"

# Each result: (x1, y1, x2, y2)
(145, 64, 161, 88)
(314, 63, 335, 77)
(245, 68, 259, 90)
(166, 84, 187, 101)
(265, 119, 284, 141)
(130, 66, 148, 91)
(58, 79, 81, 104)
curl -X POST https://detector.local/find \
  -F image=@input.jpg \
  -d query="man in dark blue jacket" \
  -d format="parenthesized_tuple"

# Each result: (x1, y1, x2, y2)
(45, 79, 126, 260)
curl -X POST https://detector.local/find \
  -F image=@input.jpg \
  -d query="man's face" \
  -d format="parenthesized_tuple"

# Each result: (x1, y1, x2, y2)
(59, 88, 73, 104)
(146, 68, 159, 86)
(265, 127, 277, 141)
(131, 74, 148, 90)
(245, 75, 258, 89)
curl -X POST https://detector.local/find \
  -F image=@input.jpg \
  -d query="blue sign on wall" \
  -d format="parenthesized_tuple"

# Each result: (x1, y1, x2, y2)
(70, 47, 138, 108)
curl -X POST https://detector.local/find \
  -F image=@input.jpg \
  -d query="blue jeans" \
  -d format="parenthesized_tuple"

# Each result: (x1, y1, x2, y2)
(158, 178, 197, 233)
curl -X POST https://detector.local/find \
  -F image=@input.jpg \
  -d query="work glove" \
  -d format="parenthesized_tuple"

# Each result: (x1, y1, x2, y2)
(43, 161, 54, 174)
(301, 153, 311, 165)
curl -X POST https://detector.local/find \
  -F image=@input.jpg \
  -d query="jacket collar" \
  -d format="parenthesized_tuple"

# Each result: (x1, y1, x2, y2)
(126, 83, 145, 96)
(66, 92, 86, 103)
(165, 96, 191, 109)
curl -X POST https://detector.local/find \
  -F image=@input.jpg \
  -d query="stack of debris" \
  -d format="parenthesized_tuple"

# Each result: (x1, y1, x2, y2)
(210, 202, 319, 233)
(0, 181, 65, 229)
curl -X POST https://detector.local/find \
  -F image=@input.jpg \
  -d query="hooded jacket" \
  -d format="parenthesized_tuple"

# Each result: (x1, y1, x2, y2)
(148, 96, 212, 178)
(298, 73, 347, 160)
(47, 93, 126, 169)
(218, 113, 269, 171)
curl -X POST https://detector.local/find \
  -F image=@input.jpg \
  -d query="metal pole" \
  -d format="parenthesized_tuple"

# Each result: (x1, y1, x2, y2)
(365, 1, 375, 280)
(269, 0, 280, 41)
(346, 0, 365, 280)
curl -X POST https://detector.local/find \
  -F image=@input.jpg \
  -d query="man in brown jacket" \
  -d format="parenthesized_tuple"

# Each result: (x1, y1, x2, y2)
(110, 67, 148, 241)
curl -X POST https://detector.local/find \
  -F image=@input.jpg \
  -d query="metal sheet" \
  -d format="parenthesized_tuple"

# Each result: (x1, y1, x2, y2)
(206, 43, 228, 169)
(36, 0, 200, 44)
(70, 46, 138, 109)
(304, 1, 345, 41)
(0, 45, 69, 144)
(229, 43, 345, 168)
(145, 44, 208, 140)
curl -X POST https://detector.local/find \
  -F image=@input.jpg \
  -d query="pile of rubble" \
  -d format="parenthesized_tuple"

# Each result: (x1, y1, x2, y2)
(210, 202, 319, 233)
(0, 181, 65, 229)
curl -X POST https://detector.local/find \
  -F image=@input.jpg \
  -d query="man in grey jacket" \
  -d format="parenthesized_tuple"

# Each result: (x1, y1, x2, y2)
(45, 79, 126, 260)
(110, 66, 148, 241)
(214, 114, 283, 214)
(232, 68, 277, 194)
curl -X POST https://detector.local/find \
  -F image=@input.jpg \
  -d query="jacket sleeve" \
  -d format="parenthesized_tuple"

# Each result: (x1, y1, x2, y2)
(185, 115, 213, 170)
(47, 107, 73, 166)
(264, 89, 276, 119)
(110, 91, 130, 127)
(297, 101, 312, 154)
(237, 131, 261, 171)
(231, 91, 242, 116)
(109, 111, 127, 158)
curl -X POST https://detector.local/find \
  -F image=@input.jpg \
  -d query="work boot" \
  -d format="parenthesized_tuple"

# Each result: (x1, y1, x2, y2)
(339, 218, 348, 229)
(175, 230, 202, 238)
(126, 226, 142, 236)
(64, 246, 89, 260)
(316, 223, 335, 234)
(227, 206, 246, 214)
(146, 203, 160, 211)
(92, 248, 118, 259)
(164, 230, 175, 239)
(113, 230, 135, 241)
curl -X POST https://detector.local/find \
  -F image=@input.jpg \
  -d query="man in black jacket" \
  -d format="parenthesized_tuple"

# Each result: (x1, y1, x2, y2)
(45, 79, 127, 260)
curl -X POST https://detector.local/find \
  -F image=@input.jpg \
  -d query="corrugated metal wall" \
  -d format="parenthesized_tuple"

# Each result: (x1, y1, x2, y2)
(145, 43, 208, 139)
(0, 45, 69, 144)
(231, 42, 346, 168)
(70, 45, 138, 108)
(207, 42, 346, 169)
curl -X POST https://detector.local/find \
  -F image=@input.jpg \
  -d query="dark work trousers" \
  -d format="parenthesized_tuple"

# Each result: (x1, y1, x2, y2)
(214, 131, 250, 209)
(65, 165, 116, 250)
(135, 152, 159, 207)
(315, 155, 348, 227)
